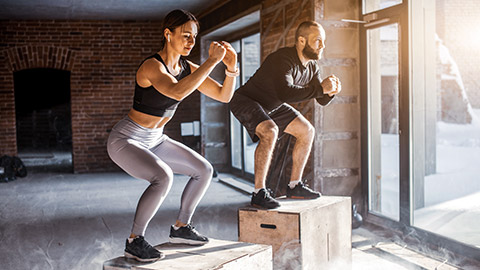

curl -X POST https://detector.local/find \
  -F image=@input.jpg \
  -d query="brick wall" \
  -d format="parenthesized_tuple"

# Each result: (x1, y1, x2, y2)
(0, 66, 16, 156)
(437, 0, 480, 107)
(261, 0, 313, 61)
(317, 0, 361, 206)
(0, 20, 200, 173)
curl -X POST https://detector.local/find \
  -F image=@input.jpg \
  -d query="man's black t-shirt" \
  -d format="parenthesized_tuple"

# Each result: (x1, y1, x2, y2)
(236, 46, 333, 111)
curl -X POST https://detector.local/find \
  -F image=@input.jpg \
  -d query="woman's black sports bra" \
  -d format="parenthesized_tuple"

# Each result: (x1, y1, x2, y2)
(132, 54, 191, 117)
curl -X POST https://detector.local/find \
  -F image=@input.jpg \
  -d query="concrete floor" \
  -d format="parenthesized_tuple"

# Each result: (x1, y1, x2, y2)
(0, 171, 474, 269)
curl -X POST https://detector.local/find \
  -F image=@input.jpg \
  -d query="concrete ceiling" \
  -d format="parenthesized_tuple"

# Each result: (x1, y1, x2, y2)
(0, 0, 220, 20)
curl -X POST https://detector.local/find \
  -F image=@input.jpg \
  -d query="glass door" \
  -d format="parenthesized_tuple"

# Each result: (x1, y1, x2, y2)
(360, 1, 408, 223)
(366, 23, 401, 221)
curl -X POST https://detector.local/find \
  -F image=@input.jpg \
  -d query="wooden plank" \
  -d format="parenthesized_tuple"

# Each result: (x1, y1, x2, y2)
(239, 207, 300, 253)
(300, 197, 352, 269)
(103, 238, 272, 270)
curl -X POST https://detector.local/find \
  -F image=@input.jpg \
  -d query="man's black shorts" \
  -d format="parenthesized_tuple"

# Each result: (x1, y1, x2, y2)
(230, 92, 300, 142)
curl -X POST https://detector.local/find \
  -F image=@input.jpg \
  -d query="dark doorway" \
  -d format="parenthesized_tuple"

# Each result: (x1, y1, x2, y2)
(14, 68, 73, 172)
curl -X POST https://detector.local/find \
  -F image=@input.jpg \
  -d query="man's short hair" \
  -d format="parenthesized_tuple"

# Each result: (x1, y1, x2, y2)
(295, 21, 322, 43)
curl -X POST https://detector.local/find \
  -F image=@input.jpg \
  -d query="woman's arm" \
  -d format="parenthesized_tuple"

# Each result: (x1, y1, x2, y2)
(139, 42, 227, 100)
(192, 41, 238, 103)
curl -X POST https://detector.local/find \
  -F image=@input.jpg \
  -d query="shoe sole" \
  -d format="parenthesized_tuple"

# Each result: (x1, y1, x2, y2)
(251, 203, 280, 209)
(169, 237, 208, 246)
(287, 195, 321, 199)
(124, 251, 165, 262)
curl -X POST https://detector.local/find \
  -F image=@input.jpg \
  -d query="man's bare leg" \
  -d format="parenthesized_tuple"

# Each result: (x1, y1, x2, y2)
(284, 115, 320, 199)
(284, 116, 315, 182)
(253, 120, 279, 190)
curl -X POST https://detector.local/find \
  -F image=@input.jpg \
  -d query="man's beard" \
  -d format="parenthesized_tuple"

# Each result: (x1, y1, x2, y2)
(302, 41, 321, 60)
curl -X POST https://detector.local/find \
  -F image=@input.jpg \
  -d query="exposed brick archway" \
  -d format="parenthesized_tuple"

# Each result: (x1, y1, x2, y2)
(0, 46, 77, 158)
(4, 45, 77, 72)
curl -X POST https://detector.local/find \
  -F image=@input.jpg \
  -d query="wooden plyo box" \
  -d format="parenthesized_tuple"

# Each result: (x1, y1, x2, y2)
(238, 196, 352, 270)
(103, 238, 272, 270)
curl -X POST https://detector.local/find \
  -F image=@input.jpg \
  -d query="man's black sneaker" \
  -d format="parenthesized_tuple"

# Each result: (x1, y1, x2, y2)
(251, 188, 280, 209)
(124, 236, 164, 262)
(169, 224, 209, 245)
(286, 182, 321, 199)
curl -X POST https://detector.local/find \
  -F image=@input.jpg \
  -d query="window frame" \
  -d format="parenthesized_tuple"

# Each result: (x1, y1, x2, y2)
(227, 31, 261, 182)
(359, 0, 480, 262)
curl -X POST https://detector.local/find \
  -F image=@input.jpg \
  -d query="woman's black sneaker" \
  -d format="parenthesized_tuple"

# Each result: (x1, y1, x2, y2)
(286, 182, 321, 199)
(169, 224, 209, 245)
(251, 188, 280, 209)
(124, 236, 164, 262)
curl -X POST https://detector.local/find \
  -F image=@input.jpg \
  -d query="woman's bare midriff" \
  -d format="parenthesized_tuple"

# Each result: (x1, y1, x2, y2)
(128, 109, 171, 129)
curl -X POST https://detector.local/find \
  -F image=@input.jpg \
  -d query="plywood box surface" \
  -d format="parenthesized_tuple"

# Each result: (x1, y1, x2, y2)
(103, 238, 272, 270)
(238, 196, 352, 269)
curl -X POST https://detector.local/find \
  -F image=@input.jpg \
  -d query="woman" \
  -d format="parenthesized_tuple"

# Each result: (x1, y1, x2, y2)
(107, 9, 238, 262)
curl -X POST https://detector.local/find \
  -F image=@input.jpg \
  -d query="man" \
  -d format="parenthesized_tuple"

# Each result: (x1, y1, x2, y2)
(230, 21, 341, 209)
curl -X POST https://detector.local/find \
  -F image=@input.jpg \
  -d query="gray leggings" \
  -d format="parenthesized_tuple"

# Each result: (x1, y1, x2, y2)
(107, 116, 213, 236)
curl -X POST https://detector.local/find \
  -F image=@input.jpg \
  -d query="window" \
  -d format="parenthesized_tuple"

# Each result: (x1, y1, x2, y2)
(411, 1, 480, 249)
(361, 0, 480, 259)
(363, 0, 402, 14)
(366, 23, 400, 221)
(230, 33, 261, 179)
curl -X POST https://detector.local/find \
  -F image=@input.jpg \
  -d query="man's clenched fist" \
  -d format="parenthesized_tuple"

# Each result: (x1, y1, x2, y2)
(321, 75, 341, 97)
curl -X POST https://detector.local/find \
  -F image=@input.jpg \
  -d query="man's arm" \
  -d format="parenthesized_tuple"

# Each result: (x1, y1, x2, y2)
(273, 57, 339, 105)
(317, 73, 342, 105)
(316, 95, 334, 105)
(309, 73, 335, 106)
(273, 60, 325, 103)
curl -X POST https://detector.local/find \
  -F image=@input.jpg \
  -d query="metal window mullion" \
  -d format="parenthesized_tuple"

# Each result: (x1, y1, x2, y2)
(240, 39, 246, 176)
(398, 3, 412, 226)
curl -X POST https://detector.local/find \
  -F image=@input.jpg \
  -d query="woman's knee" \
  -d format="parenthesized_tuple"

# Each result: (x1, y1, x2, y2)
(150, 166, 174, 187)
(197, 160, 214, 181)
